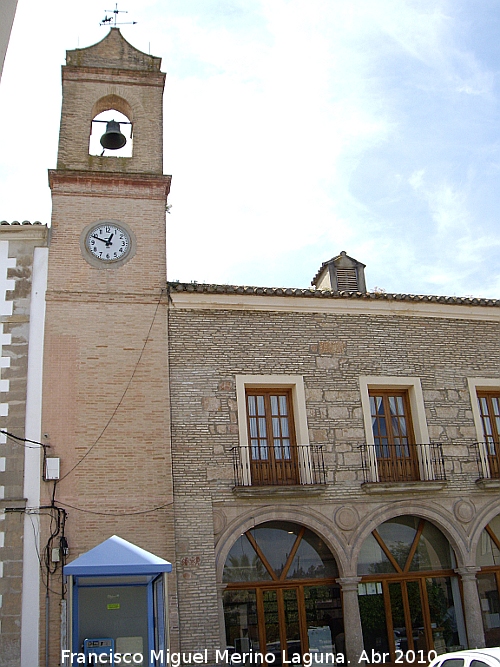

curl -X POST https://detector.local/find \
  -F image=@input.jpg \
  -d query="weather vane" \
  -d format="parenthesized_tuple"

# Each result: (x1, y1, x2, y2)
(100, 3, 137, 27)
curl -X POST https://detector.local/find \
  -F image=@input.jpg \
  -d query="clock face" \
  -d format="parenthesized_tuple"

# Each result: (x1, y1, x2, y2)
(85, 223, 131, 262)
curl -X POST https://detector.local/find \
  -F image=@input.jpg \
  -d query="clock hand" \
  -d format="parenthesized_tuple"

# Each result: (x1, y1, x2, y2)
(105, 233, 114, 247)
(91, 234, 109, 243)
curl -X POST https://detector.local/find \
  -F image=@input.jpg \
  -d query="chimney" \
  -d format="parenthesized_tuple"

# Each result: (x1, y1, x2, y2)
(311, 251, 367, 293)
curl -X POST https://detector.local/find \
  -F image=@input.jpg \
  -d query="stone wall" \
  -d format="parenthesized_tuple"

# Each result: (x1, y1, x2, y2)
(168, 294, 500, 653)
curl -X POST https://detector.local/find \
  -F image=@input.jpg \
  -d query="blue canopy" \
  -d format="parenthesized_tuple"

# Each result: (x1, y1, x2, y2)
(63, 535, 172, 576)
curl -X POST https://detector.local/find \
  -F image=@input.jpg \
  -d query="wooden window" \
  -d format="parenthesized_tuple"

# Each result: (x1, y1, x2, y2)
(246, 389, 299, 485)
(369, 390, 418, 482)
(478, 392, 500, 477)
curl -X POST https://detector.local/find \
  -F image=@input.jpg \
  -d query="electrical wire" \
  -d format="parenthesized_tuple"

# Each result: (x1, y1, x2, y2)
(56, 499, 173, 516)
(58, 288, 165, 482)
(27, 510, 66, 596)
(0, 429, 47, 449)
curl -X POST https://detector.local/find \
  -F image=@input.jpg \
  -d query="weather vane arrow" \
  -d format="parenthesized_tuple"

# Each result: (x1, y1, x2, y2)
(100, 3, 137, 27)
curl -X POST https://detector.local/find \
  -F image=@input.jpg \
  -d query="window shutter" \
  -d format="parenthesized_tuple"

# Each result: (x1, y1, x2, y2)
(336, 267, 358, 291)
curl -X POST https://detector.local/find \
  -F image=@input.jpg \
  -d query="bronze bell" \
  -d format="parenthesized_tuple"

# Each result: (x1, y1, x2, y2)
(100, 120, 127, 150)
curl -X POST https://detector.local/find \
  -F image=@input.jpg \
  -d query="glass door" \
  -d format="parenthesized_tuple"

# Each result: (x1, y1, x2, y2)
(261, 588, 305, 665)
(388, 580, 428, 657)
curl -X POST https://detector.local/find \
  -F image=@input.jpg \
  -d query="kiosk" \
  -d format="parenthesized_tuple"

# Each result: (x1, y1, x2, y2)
(63, 535, 172, 666)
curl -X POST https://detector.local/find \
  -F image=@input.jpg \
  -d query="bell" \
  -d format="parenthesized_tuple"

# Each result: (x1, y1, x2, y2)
(100, 120, 127, 150)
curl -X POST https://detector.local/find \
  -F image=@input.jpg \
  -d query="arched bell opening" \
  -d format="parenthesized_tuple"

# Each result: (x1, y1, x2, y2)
(89, 109, 133, 157)
(357, 515, 466, 662)
(222, 520, 344, 665)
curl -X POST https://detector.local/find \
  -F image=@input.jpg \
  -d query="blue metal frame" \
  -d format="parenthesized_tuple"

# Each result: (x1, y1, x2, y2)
(65, 536, 171, 660)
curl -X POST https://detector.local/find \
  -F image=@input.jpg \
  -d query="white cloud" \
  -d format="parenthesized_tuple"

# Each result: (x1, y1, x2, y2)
(1, 0, 500, 296)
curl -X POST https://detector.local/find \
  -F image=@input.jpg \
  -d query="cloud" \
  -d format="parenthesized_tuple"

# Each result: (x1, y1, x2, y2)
(1, 0, 500, 296)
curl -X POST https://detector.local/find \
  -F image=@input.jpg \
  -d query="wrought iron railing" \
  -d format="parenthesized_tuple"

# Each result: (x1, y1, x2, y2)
(231, 445, 326, 487)
(359, 442, 446, 484)
(473, 441, 500, 479)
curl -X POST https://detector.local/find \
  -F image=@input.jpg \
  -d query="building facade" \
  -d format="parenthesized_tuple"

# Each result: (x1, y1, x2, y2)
(167, 280, 500, 664)
(2, 27, 500, 667)
(0, 221, 48, 667)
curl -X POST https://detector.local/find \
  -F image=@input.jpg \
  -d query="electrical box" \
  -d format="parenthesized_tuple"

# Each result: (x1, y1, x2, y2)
(83, 638, 114, 664)
(45, 457, 60, 480)
(51, 548, 60, 563)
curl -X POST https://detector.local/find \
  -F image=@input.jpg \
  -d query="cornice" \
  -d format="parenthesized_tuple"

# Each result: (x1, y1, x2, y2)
(0, 222, 49, 242)
(62, 66, 165, 89)
(167, 282, 500, 322)
(45, 290, 168, 305)
(48, 169, 171, 200)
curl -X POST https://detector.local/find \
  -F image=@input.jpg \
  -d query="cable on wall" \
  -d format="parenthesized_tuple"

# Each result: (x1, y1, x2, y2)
(58, 288, 166, 482)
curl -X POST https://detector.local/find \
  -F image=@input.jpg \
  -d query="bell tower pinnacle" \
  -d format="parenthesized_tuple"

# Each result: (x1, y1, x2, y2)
(56, 27, 165, 174)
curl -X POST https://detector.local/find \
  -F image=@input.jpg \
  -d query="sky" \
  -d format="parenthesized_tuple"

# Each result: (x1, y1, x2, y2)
(1, 0, 500, 297)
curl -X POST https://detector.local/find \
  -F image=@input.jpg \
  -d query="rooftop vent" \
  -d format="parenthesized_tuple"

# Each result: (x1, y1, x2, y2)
(311, 251, 366, 293)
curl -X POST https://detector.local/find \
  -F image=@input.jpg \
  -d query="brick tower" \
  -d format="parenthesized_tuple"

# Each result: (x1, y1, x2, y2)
(41, 28, 175, 664)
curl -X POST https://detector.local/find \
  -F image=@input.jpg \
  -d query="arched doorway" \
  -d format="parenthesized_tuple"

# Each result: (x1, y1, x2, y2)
(357, 516, 466, 663)
(476, 515, 500, 647)
(222, 521, 344, 664)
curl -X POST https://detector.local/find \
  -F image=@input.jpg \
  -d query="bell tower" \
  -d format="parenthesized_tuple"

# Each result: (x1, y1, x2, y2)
(41, 29, 175, 664)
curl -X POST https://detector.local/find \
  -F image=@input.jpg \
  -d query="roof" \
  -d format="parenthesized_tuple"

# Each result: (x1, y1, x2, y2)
(0, 221, 45, 226)
(65, 28, 162, 72)
(63, 535, 172, 576)
(168, 282, 500, 307)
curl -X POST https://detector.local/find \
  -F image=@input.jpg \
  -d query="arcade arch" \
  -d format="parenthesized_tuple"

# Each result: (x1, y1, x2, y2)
(222, 520, 344, 664)
(357, 515, 466, 662)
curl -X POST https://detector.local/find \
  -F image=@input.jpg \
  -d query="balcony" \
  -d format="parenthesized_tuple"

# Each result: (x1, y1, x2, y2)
(231, 444, 326, 495)
(474, 442, 500, 489)
(359, 442, 446, 492)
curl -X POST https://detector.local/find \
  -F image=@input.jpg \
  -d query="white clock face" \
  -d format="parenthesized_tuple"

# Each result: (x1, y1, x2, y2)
(86, 223, 131, 262)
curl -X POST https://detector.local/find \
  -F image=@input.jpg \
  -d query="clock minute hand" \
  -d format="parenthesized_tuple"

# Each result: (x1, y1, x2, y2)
(91, 234, 108, 243)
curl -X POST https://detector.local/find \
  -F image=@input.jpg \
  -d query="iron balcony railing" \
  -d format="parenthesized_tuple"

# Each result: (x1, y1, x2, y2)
(231, 445, 326, 487)
(473, 441, 500, 479)
(359, 442, 446, 484)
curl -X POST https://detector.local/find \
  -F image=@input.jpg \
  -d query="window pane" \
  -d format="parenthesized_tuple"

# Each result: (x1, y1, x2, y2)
(248, 395, 256, 416)
(427, 577, 466, 652)
(279, 395, 287, 415)
(305, 586, 343, 658)
(377, 516, 419, 570)
(223, 534, 272, 582)
(410, 520, 454, 571)
(286, 528, 338, 579)
(477, 572, 500, 647)
(357, 532, 395, 575)
(223, 589, 261, 655)
(252, 522, 300, 577)
(358, 583, 390, 662)
(251, 522, 338, 579)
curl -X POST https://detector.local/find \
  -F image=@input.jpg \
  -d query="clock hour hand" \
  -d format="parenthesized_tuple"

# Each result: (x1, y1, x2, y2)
(105, 233, 114, 247)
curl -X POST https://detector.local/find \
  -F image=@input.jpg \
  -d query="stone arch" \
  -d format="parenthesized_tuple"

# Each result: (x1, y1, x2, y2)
(469, 497, 500, 562)
(349, 501, 469, 573)
(215, 505, 350, 582)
